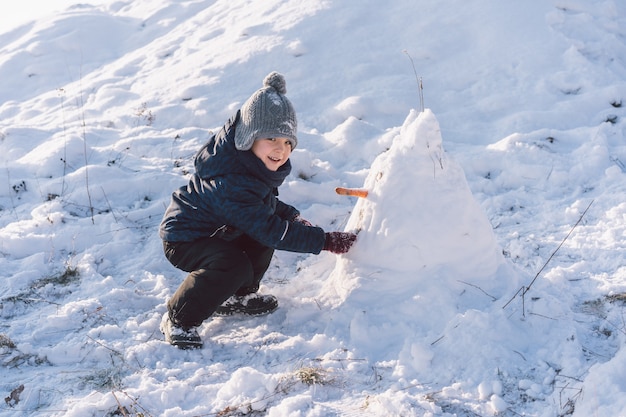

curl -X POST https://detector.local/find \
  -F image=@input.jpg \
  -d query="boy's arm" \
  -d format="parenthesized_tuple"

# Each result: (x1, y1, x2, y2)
(211, 177, 325, 253)
(275, 198, 299, 221)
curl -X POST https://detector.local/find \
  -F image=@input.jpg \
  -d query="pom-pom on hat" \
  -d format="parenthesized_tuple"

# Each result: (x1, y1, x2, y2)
(234, 72, 298, 151)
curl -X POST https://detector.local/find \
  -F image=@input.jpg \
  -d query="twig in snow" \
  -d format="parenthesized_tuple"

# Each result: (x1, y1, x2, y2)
(111, 392, 129, 417)
(430, 335, 445, 346)
(100, 187, 119, 223)
(76, 63, 95, 224)
(112, 390, 153, 417)
(503, 200, 594, 314)
(86, 335, 122, 356)
(58, 88, 69, 198)
(610, 156, 626, 172)
(458, 280, 497, 301)
(403, 50, 424, 112)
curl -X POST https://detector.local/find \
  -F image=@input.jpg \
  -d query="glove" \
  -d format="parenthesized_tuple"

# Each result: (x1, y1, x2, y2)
(293, 215, 313, 227)
(323, 232, 357, 254)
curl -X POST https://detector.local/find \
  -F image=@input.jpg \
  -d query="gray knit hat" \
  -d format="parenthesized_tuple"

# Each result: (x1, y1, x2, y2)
(234, 72, 298, 151)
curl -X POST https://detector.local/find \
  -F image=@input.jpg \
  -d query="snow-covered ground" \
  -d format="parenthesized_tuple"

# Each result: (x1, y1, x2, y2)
(0, 0, 89, 33)
(1, 0, 625, 416)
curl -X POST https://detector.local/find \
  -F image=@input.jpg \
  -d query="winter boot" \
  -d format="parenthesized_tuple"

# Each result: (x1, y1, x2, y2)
(214, 293, 278, 316)
(160, 313, 203, 349)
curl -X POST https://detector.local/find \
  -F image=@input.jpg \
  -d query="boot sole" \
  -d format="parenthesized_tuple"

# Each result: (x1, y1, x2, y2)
(214, 301, 278, 317)
(169, 338, 203, 349)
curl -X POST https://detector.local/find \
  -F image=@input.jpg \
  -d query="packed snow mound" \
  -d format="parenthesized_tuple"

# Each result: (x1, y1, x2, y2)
(351, 109, 502, 272)
(322, 109, 509, 304)
(318, 109, 521, 373)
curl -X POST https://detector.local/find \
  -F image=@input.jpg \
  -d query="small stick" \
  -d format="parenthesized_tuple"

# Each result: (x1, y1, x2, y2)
(403, 50, 425, 113)
(335, 187, 368, 198)
(502, 199, 594, 312)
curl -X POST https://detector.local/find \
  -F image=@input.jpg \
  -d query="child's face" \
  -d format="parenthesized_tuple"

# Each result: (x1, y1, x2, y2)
(251, 137, 293, 171)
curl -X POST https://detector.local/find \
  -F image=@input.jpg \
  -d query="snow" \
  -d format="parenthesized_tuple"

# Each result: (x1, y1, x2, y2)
(1, 0, 625, 416)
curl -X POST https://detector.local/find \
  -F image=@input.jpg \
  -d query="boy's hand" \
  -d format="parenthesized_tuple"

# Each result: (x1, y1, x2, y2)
(323, 232, 357, 254)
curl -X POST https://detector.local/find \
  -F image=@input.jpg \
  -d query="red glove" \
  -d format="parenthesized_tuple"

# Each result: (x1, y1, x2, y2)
(293, 215, 313, 227)
(323, 232, 357, 254)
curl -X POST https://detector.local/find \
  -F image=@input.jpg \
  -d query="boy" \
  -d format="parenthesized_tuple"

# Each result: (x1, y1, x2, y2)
(159, 72, 357, 349)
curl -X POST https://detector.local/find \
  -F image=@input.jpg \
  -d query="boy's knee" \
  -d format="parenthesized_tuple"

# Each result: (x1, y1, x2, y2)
(208, 248, 252, 275)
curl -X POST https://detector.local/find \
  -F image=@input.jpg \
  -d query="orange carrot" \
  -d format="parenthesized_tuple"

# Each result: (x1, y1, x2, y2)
(335, 187, 369, 198)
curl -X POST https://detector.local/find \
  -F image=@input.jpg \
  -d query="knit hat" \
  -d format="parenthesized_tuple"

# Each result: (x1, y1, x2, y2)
(234, 72, 298, 151)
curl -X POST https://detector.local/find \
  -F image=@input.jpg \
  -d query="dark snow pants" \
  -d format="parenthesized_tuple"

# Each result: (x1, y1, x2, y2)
(163, 235, 274, 328)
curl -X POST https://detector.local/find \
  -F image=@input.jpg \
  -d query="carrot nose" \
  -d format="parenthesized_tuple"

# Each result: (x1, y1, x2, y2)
(335, 187, 369, 198)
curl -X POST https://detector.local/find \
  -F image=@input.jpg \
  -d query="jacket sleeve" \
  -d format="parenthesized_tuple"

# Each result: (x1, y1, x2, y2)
(275, 198, 299, 221)
(206, 176, 325, 254)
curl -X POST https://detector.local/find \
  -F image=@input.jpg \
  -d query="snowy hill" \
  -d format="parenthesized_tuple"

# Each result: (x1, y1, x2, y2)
(1, 0, 625, 416)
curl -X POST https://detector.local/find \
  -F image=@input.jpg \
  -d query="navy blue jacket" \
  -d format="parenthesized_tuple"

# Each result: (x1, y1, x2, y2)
(159, 112, 326, 254)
